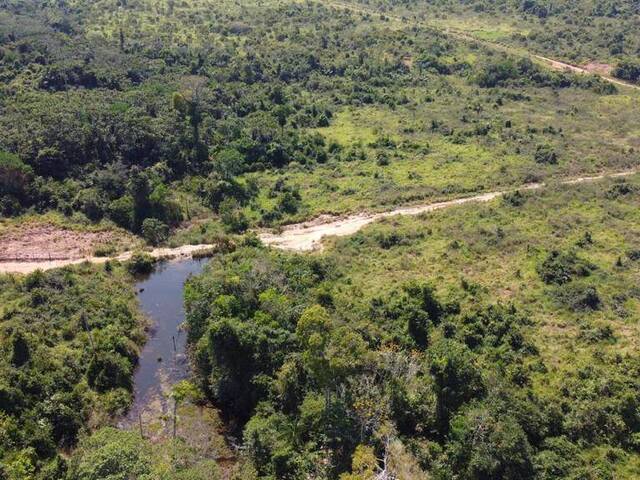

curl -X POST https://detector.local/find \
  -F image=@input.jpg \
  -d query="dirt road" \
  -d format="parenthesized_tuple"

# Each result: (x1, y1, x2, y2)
(325, 1, 640, 91)
(533, 55, 640, 90)
(0, 244, 216, 275)
(258, 169, 637, 251)
(0, 169, 636, 274)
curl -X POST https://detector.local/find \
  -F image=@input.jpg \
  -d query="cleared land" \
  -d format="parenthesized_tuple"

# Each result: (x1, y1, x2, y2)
(0, 223, 120, 261)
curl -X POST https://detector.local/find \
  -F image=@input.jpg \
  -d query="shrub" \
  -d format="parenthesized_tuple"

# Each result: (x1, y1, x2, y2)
(11, 331, 30, 367)
(204, 176, 256, 213)
(605, 181, 636, 199)
(107, 196, 135, 231)
(0, 195, 22, 216)
(503, 190, 526, 207)
(75, 188, 106, 222)
(0, 151, 32, 212)
(576, 231, 593, 248)
(189, 247, 216, 260)
(534, 144, 558, 164)
(141, 218, 169, 246)
(67, 428, 152, 480)
(375, 231, 410, 249)
(474, 59, 519, 88)
(578, 324, 615, 344)
(555, 284, 602, 311)
(93, 244, 116, 257)
(376, 151, 390, 166)
(24, 269, 46, 291)
(627, 250, 640, 261)
(446, 406, 535, 480)
(212, 147, 246, 177)
(277, 190, 301, 215)
(533, 437, 580, 479)
(537, 250, 595, 285)
(87, 353, 133, 392)
(242, 232, 263, 248)
(219, 198, 249, 233)
(126, 252, 155, 275)
(613, 60, 640, 84)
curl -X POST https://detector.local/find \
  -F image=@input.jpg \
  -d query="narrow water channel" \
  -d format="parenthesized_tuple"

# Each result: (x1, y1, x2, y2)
(123, 258, 208, 428)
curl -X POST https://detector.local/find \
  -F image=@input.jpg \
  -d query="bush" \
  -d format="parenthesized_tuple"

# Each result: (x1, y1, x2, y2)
(533, 437, 580, 479)
(10, 331, 30, 367)
(93, 244, 116, 257)
(555, 284, 602, 311)
(578, 324, 615, 344)
(606, 181, 636, 199)
(376, 151, 390, 166)
(613, 60, 640, 84)
(534, 144, 558, 164)
(212, 147, 246, 177)
(74, 188, 106, 222)
(107, 196, 135, 230)
(537, 250, 595, 285)
(87, 353, 133, 392)
(277, 190, 301, 215)
(627, 250, 640, 261)
(141, 218, 169, 246)
(219, 198, 249, 233)
(67, 428, 152, 480)
(0, 151, 32, 210)
(474, 59, 519, 88)
(375, 231, 410, 249)
(446, 405, 535, 480)
(204, 176, 255, 213)
(503, 190, 526, 207)
(0, 194, 22, 216)
(126, 252, 156, 275)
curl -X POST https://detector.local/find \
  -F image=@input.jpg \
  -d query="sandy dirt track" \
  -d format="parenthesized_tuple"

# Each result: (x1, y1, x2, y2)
(0, 169, 636, 274)
(258, 169, 637, 251)
(533, 55, 640, 90)
(0, 244, 216, 275)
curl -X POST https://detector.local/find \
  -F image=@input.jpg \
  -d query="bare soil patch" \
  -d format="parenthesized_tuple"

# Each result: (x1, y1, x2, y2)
(0, 224, 118, 261)
(401, 55, 414, 68)
(583, 62, 612, 75)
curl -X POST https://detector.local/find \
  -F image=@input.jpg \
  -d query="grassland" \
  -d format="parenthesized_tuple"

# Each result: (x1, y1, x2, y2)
(325, 173, 640, 348)
(247, 81, 640, 222)
(313, 173, 640, 476)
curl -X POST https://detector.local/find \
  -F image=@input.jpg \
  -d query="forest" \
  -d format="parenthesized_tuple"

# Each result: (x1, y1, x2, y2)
(1, 0, 640, 479)
(2, 0, 638, 241)
(185, 177, 640, 479)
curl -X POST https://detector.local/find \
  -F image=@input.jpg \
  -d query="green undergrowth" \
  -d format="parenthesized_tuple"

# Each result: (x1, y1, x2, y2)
(0, 262, 144, 477)
(181, 174, 640, 479)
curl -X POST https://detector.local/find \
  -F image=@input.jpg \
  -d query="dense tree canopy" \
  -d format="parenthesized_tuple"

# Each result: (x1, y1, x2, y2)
(183, 244, 640, 479)
(0, 263, 143, 477)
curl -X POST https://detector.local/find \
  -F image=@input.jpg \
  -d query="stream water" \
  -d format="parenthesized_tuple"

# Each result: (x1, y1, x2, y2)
(123, 258, 208, 427)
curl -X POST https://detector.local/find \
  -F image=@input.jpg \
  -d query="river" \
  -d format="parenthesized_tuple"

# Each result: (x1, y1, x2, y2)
(122, 257, 208, 430)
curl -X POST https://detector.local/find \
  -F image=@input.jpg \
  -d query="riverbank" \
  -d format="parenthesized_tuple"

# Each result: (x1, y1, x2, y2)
(0, 243, 217, 274)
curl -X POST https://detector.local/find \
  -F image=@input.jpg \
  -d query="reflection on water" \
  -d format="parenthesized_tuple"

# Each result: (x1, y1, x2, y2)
(124, 258, 208, 426)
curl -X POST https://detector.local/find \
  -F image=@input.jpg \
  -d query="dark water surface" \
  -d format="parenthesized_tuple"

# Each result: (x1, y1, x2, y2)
(126, 258, 208, 422)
